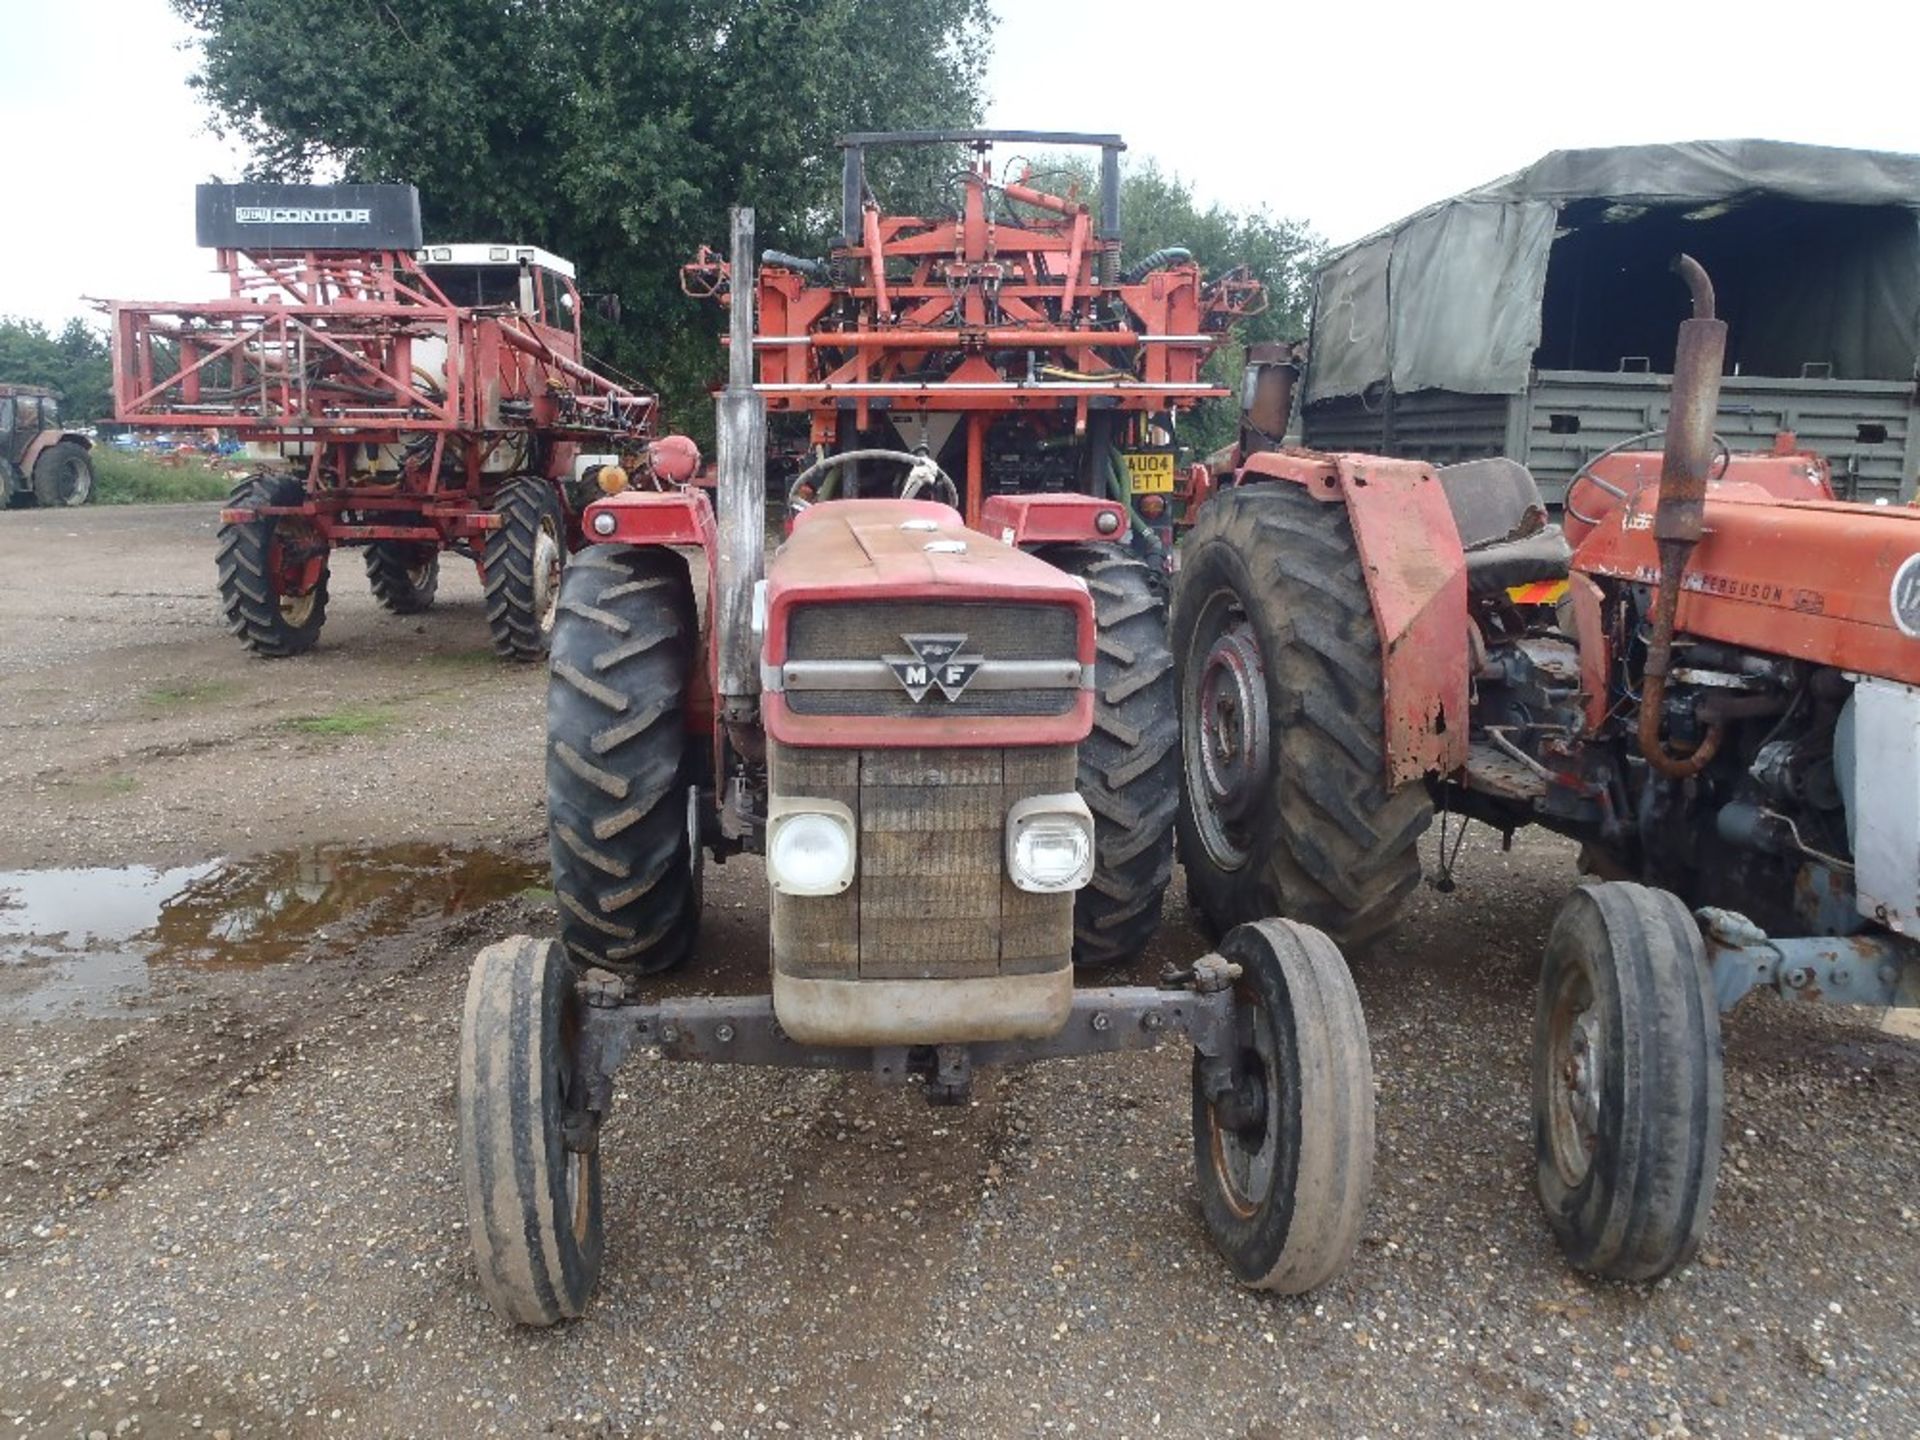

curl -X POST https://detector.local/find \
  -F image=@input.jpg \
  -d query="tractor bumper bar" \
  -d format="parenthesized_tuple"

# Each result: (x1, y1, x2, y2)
(574, 962, 1241, 1114)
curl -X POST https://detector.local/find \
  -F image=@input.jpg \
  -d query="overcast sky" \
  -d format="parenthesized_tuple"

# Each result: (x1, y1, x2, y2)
(1, 0, 1912, 330)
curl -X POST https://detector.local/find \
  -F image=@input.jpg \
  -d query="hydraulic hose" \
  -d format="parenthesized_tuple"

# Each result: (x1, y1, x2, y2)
(1121, 246, 1194, 285)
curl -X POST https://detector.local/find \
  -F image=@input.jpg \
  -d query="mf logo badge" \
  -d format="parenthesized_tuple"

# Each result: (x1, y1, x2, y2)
(886, 633, 983, 703)
(1893, 552, 1920, 639)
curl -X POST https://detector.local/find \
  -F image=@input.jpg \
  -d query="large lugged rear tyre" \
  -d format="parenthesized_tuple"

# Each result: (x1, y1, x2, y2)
(484, 477, 567, 660)
(459, 935, 604, 1326)
(31, 441, 93, 506)
(365, 541, 440, 614)
(1172, 484, 1432, 950)
(1193, 917, 1374, 1292)
(215, 473, 330, 657)
(547, 546, 701, 977)
(1534, 882, 1723, 1282)
(1040, 542, 1176, 970)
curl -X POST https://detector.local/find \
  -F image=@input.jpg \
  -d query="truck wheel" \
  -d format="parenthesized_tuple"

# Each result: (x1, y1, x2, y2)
(459, 935, 604, 1326)
(1534, 882, 1722, 1282)
(365, 541, 440, 614)
(485, 478, 567, 660)
(547, 546, 701, 977)
(1172, 485, 1431, 950)
(1040, 542, 1177, 970)
(216, 473, 329, 657)
(1193, 917, 1374, 1292)
(31, 441, 94, 506)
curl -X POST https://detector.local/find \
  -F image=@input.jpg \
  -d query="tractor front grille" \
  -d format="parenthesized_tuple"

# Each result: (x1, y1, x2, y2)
(781, 600, 1081, 719)
(769, 742, 1076, 982)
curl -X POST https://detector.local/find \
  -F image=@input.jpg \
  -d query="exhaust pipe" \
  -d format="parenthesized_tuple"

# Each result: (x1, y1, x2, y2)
(1637, 254, 1727, 779)
(1239, 342, 1301, 455)
(715, 207, 767, 728)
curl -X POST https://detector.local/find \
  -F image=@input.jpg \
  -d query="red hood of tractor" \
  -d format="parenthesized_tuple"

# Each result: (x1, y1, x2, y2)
(1574, 482, 1920, 687)
(763, 498, 1095, 748)
(771, 498, 1092, 603)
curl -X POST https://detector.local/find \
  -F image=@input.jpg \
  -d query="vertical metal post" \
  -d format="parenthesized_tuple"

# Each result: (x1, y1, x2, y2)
(1098, 145, 1122, 241)
(715, 207, 766, 717)
(842, 145, 865, 247)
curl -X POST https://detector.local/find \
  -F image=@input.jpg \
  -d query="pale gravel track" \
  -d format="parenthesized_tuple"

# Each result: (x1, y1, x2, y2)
(1, 503, 1915, 1438)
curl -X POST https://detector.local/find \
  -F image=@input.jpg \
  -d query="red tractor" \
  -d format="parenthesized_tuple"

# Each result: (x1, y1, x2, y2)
(457, 135, 1373, 1325)
(109, 184, 669, 659)
(1172, 255, 1920, 1281)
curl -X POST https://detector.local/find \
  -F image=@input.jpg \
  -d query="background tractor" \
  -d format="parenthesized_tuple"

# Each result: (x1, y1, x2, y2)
(456, 178, 1374, 1327)
(108, 184, 666, 659)
(1173, 253, 1920, 1282)
(0, 383, 94, 507)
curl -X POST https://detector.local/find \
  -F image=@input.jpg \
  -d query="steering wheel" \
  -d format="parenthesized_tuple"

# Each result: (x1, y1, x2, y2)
(785, 449, 962, 513)
(1564, 429, 1730, 528)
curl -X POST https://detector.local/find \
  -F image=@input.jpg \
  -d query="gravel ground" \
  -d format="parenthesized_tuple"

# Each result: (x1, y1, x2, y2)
(1, 503, 1916, 1439)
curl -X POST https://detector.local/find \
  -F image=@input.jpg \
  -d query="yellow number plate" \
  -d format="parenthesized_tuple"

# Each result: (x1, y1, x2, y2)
(1124, 452, 1176, 494)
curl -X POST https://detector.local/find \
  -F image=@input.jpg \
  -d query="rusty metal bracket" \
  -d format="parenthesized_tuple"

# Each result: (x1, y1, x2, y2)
(1697, 907, 1920, 1014)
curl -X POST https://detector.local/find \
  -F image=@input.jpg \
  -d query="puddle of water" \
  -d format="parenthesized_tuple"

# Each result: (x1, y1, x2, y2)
(0, 844, 543, 1020)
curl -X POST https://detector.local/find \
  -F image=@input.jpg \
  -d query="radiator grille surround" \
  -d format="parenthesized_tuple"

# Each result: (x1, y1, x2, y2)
(781, 601, 1081, 719)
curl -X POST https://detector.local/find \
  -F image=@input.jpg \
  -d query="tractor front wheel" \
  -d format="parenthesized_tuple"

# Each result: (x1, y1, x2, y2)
(31, 441, 94, 507)
(1534, 882, 1723, 1282)
(546, 546, 702, 977)
(459, 934, 604, 1326)
(1193, 917, 1374, 1292)
(215, 473, 330, 657)
(1039, 542, 1177, 970)
(1172, 484, 1431, 950)
(484, 477, 567, 660)
(365, 541, 440, 614)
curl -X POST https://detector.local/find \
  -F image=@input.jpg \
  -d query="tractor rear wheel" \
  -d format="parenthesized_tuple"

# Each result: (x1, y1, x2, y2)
(365, 541, 440, 614)
(216, 473, 330, 657)
(31, 441, 94, 506)
(459, 934, 604, 1326)
(485, 477, 567, 660)
(1039, 542, 1176, 970)
(1171, 484, 1431, 950)
(1534, 882, 1723, 1282)
(546, 546, 702, 978)
(1193, 917, 1374, 1292)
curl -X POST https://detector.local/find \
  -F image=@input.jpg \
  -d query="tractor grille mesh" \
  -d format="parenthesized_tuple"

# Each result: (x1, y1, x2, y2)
(783, 601, 1079, 718)
(769, 743, 1076, 982)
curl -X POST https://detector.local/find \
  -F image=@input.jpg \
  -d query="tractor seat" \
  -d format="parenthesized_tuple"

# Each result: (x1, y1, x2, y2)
(1435, 457, 1572, 597)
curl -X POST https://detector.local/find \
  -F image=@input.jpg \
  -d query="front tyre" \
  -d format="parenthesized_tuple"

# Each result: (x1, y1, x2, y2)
(547, 546, 701, 977)
(1534, 882, 1722, 1282)
(31, 441, 94, 506)
(1193, 917, 1374, 1293)
(459, 935, 604, 1326)
(484, 477, 567, 660)
(1039, 542, 1177, 970)
(215, 473, 329, 657)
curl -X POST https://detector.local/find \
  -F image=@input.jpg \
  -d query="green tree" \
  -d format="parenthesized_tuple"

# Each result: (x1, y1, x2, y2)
(0, 318, 113, 425)
(171, 0, 996, 438)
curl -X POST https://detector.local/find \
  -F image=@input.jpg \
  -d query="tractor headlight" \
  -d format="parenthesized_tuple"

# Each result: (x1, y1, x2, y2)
(767, 800, 856, 896)
(1006, 793, 1095, 893)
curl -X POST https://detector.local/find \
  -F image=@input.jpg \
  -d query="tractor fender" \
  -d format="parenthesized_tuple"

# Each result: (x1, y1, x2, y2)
(1234, 450, 1470, 787)
(583, 487, 717, 549)
(21, 430, 91, 472)
(979, 492, 1129, 547)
